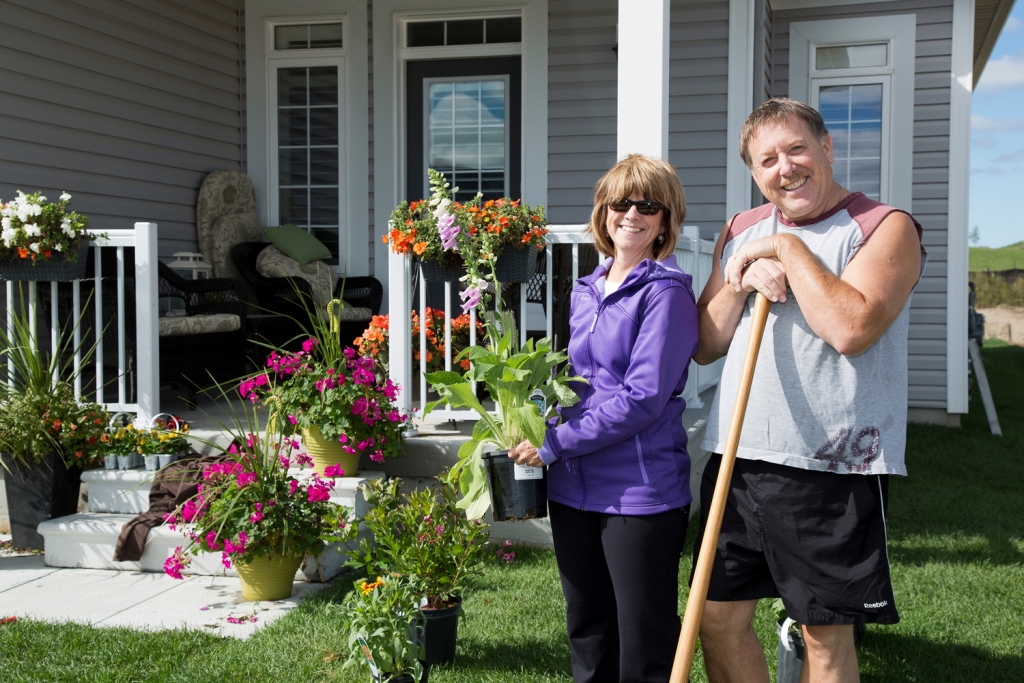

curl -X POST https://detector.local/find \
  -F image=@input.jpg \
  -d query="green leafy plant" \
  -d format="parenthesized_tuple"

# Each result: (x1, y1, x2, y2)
(343, 475, 491, 608)
(338, 574, 424, 682)
(0, 191, 97, 263)
(423, 310, 585, 518)
(0, 285, 106, 468)
(162, 397, 350, 579)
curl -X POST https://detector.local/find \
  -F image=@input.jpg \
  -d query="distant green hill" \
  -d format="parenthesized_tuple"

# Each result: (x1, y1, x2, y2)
(969, 242, 1024, 272)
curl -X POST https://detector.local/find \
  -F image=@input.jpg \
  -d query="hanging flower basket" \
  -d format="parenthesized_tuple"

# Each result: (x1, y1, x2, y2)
(416, 257, 466, 283)
(493, 246, 539, 283)
(0, 241, 89, 282)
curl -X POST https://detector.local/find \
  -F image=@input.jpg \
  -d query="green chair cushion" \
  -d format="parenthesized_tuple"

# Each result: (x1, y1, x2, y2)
(263, 224, 332, 264)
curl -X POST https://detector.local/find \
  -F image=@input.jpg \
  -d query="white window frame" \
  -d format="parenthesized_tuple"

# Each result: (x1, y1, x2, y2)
(267, 55, 349, 264)
(789, 15, 916, 212)
(245, 0, 370, 277)
(810, 74, 891, 203)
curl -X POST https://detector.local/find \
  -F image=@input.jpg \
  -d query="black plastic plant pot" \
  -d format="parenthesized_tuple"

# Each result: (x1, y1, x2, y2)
(1, 452, 82, 550)
(0, 242, 89, 282)
(419, 596, 461, 666)
(493, 245, 539, 283)
(482, 451, 547, 521)
(776, 619, 805, 683)
(416, 257, 466, 283)
(372, 674, 416, 683)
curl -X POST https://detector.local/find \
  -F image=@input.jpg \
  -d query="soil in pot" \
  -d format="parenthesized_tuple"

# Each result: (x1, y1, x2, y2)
(419, 596, 461, 666)
(1, 452, 82, 550)
(234, 553, 303, 601)
(482, 451, 547, 521)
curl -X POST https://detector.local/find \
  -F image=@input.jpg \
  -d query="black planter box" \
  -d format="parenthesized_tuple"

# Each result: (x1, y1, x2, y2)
(0, 242, 89, 282)
(1, 452, 82, 550)
(482, 451, 547, 521)
(419, 596, 461, 666)
(493, 246, 539, 283)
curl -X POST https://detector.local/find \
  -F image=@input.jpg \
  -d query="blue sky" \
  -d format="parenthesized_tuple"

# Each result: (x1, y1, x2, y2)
(971, 4, 1024, 247)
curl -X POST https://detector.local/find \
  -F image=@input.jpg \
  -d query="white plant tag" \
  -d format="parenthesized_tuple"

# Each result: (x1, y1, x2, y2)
(515, 463, 544, 480)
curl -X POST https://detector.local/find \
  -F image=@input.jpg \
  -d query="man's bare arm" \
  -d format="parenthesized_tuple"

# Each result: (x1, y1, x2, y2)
(722, 212, 922, 356)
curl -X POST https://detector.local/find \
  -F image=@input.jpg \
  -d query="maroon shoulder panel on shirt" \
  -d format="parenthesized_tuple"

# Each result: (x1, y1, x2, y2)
(724, 202, 774, 246)
(846, 193, 924, 243)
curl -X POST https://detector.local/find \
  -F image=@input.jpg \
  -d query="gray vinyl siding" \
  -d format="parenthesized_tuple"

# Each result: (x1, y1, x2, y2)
(771, 0, 952, 409)
(670, 0, 730, 239)
(0, 0, 245, 259)
(367, 0, 376, 276)
(547, 0, 619, 224)
(547, 0, 731, 235)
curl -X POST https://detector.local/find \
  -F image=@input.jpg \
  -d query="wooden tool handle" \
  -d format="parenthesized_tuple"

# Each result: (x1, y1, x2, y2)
(669, 293, 772, 683)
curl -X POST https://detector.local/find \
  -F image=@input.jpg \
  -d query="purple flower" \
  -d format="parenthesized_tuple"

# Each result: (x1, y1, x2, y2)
(438, 213, 461, 250)
(459, 287, 481, 313)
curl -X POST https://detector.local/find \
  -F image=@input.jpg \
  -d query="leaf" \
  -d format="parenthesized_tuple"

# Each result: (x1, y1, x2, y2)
(500, 367, 530, 383)
(455, 456, 490, 519)
(423, 370, 467, 387)
(551, 381, 580, 407)
(510, 403, 547, 447)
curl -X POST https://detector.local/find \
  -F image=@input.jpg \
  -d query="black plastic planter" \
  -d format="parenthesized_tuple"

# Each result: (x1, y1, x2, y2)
(1, 452, 82, 550)
(493, 246, 539, 283)
(776, 619, 805, 683)
(419, 596, 461, 666)
(482, 451, 547, 521)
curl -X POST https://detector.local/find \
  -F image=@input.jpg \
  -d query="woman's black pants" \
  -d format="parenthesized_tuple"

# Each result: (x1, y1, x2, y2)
(549, 500, 690, 683)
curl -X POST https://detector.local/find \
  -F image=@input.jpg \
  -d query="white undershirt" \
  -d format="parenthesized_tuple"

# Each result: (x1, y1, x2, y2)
(604, 279, 622, 296)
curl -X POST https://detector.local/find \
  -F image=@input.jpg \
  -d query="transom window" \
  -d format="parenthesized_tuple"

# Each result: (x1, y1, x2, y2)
(815, 43, 887, 70)
(820, 83, 883, 200)
(274, 23, 343, 50)
(277, 66, 341, 262)
(426, 79, 508, 202)
(407, 18, 521, 47)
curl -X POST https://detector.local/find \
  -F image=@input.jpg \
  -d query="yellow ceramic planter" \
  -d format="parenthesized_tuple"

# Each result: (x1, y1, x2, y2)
(301, 425, 359, 477)
(234, 553, 303, 601)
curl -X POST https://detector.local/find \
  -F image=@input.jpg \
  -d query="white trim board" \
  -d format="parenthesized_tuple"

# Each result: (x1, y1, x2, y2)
(946, 0, 974, 414)
(372, 0, 548, 313)
(789, 14, 916, 213)
(726, 0, 755, 220)
(244, 0, 370, 277)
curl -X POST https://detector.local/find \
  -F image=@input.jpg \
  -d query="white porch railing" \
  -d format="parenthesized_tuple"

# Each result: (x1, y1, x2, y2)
(3, 222, 160, 425)
(387, 225, 723, 422)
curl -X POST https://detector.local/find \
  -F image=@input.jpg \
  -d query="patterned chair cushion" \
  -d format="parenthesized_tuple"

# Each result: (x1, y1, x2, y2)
(207, 213, 261, 283)
(196, 171, 261, 279)
(255, 246, 371, 322)
(159, 313, 241, 337)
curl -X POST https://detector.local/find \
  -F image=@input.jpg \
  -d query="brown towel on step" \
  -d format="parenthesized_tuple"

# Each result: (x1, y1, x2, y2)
(113, 453, 228, 562)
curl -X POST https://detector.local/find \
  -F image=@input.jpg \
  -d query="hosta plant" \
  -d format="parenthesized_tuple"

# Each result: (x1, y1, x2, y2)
(424, 310, 586, 518)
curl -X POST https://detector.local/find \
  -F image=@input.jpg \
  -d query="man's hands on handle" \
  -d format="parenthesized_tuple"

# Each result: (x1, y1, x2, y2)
(694, 211, 921, 364)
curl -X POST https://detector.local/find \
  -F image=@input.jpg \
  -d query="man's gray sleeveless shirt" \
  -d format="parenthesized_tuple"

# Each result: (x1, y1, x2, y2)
(701, 193, 926, 476)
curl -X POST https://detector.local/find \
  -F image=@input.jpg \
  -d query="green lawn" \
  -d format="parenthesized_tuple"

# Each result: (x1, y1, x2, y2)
(970, 242, 1024, 272)
(2, 346, 1023, 682)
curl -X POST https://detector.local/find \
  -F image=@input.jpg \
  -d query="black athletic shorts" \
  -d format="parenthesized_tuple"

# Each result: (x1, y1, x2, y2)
(691, 453, 899, 626)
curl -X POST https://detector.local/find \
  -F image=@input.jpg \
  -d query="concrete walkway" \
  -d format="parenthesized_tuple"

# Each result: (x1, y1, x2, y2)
(0, 535, 330, 640)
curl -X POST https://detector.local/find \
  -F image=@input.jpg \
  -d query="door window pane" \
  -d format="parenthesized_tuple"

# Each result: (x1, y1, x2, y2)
(277, 66, 340, 262)
(820, 83, 882, 200)
(427, 79, 507, 201)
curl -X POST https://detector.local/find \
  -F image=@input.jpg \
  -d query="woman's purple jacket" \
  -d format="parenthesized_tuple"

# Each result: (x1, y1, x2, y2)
(538, 254, 700, 515)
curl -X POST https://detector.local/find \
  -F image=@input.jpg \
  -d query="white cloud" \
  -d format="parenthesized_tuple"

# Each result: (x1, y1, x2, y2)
(976, 53, 1024, 93)
(972, 114, 1024, 131)
(994, 147, 1024, 163)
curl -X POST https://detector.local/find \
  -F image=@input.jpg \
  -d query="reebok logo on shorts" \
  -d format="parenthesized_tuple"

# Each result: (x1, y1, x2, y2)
(864, 601, 888, 609)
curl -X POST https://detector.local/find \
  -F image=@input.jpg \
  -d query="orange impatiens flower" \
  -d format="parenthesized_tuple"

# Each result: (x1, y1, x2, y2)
(413, 241, 427, 255)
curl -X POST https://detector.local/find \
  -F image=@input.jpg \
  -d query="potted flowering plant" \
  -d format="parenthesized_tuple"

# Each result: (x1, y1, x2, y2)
(0, 291, 106, 549)
(355, 308, 483, 374)
(241, 300, 408, 477)
(343, 475, 491, 666)
(163, 410, 350, 601)
(384, 169, 548, 285)
(338, 574, 425, 683)
(0, 191, 97, 281)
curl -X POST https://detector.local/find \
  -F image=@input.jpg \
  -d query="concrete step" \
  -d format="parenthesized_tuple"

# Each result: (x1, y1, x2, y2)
(37, 512, 369, 582)
(82, 467, 384, 516)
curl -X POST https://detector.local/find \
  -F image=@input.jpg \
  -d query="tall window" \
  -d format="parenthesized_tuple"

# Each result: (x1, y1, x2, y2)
(277, 66, 341, 261)
(426, 78, 508, 202)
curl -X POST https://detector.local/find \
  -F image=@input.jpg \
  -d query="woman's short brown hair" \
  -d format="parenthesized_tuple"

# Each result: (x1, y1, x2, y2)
(586, 154, 686, 260)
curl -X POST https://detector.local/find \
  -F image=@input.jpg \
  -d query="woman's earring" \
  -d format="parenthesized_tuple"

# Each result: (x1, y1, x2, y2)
(656, 233, 666, 244)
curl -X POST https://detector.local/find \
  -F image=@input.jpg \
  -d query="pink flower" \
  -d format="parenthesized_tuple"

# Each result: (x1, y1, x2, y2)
(164, 546, 189, 579)
(323, 464, 345, 477)
(302, 337, 319, 353)
(162, 513, 177, 531)
(221, 553, 232, 569)
(339, 433, 348, 444)
(287, 414, 297, 425)
(279, 455, 290, 469)
(459, 286, 481, 313)
(308, 482, 331, 503)
(250, 503, 264, 524)
(343, 347, 356, 360)
(181, 499, 201, 523)
(438, 212, 460, 250)
(289, 480, 299, 496)
(383, 380, 399, 400)
(205, 531, 222, 551)
(295, 452, 313, 467)
(236, 470, 257, 488)
(369, 450, 384, 464)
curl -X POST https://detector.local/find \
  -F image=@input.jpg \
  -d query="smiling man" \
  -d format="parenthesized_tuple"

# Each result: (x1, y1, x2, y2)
(691, 98, 926, 683)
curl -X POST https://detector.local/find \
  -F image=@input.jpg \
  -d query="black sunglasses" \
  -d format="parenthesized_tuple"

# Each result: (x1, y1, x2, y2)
(607, 198, 665, 216)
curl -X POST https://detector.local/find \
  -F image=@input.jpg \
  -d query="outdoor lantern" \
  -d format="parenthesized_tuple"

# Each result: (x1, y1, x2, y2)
(167, 252, 213, 280)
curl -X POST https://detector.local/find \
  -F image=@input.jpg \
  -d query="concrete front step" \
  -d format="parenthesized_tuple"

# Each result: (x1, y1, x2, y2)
(37, 512, 369, 582)
(82, 467, 384, 517)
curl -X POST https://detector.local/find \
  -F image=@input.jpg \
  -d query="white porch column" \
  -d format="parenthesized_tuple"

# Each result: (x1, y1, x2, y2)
(134, 222, 159, 425)
(387, 249, 412, 417)
(617, 0, 671, 160)
(726, 0, 755, 219)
